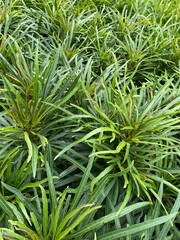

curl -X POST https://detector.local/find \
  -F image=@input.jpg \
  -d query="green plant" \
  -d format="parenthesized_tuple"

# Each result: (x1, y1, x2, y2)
(67, 70, 180, 201)
(1, 161, 179, 240)
(0, 0, 179, 239)
(0, 160, 99, 239)
(0, 38, 82, 178)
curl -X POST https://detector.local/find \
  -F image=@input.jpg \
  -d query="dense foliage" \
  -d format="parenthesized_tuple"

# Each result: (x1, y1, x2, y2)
(0, 0, 180, 239)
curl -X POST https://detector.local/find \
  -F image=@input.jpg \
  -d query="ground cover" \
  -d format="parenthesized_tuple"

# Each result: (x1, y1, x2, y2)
(0, 0, 180, 239)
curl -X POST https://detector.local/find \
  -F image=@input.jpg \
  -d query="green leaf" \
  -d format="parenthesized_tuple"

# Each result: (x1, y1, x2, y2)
(99, 213, 178, 240)
(158, 193, 180, 240)
(117, 179, 132, 215)
(19, 178, 51, 191)
(45, 161, 57, 210)
(90, 165, 114, 192)
(24, 132, 33, 163)
(8, 221, 40, 240)
(33, 41, 40, 103)
(17, 199, 32, 225)
(51, 191, 67, 239)
(0, 228, 28, 240)
(70, 153, 95, 211)
(58, 205, 101, 239)
(0, 194, 15, 218)
(32, 143, 39, 178)
(148, 176, 180, 194)
(65, 202, 151, 239)
(91, 140, 127, 156)
(40, 186, 49, 237)
(30, 212, 42, 237)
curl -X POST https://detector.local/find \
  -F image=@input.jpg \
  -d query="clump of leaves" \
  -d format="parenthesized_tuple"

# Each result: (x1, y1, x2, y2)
(0, 39, 81, 178)
(0, 161, 179, 240)
(69, 70, 180, 201)
(0, 161, 100, 239)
